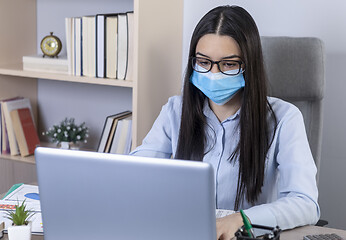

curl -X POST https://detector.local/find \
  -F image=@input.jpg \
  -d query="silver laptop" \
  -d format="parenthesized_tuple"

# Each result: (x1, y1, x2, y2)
(35, 147, 216, 240)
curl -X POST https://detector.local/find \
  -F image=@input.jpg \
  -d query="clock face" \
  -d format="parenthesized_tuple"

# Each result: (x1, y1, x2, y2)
(40, 34, 62, 57)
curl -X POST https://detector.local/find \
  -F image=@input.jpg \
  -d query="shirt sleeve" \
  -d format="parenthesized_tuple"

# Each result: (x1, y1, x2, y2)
(130, 97, 179, 159)
(244, 105, 320, 230)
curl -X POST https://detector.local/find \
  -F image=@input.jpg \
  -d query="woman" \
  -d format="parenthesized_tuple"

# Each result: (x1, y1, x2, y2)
(131, 5, 319, 239)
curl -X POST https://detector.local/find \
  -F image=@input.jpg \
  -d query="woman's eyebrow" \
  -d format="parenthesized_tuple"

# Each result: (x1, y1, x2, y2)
(221, 55, 241, 59)
(196, 52, 210, 58)
(196, 52, 241, 60)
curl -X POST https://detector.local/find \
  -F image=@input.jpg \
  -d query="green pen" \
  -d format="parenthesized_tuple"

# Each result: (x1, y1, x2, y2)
(240, 209, 255, 238)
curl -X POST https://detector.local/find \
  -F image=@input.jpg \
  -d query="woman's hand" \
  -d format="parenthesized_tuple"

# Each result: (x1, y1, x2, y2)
(216, 212, 243, 240)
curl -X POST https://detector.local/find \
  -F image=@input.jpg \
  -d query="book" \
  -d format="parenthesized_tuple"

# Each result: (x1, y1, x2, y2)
(125, 12, 134, 81)
(105, 15, 118, 79)
(97, 111, 131, 152)
(97, 115, 116, 152)
(109, 119, 124, 153)
(74, 17, 82, 76)
(1, 105, 10, 155)
(109, 116, 132, 154)
(82, 15, 96, 77)
(71, 18, 76, 75)
(96, 14, 105, 78)
(1, 97, 23, 155)
(104, 112, 132, 153)
(0, 104, 2, 155)
(120, 117, 132, 154)
(10, 108, 40, 157)
(65, 17, 73, 75)
(1, 97, 34, 156)
(124, 118, 132, 154)
(22, 55, 68, 74)
(117, 13, 128, 80)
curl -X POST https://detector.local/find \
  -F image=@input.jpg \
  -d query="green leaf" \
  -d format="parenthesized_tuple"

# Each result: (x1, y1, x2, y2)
(4, 199, 36, 226)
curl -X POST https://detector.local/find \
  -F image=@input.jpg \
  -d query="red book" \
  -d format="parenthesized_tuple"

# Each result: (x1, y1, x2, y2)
(10, 108, 40, 157)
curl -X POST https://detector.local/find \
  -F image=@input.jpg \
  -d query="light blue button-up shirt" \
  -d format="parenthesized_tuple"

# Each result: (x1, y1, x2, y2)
(131, 95, 320, 230)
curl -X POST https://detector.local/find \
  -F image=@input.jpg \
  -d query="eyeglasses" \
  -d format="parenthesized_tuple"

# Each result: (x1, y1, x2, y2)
(191, 57, 245, 76)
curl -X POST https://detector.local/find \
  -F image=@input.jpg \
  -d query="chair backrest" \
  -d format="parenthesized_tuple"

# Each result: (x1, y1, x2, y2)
(261, 36, 325, 181)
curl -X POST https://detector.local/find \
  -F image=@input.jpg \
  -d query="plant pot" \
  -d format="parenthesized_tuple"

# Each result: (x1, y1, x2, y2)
(58, 141, 80, 150)
(7, 222, 32, 240)
(59, 141, 70, 149)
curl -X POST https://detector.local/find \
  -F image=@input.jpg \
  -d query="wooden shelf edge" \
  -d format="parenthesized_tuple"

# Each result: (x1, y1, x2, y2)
(0, 64, 134, 88)
(0, 143, 96, 165)
(0, 154, 36, 164)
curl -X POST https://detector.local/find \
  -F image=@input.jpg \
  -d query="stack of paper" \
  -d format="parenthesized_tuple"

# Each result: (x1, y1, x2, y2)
(215, 209, 235, 218)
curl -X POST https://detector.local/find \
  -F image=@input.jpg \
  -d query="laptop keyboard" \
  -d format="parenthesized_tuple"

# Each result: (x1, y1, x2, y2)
(304, 234, 344, 240)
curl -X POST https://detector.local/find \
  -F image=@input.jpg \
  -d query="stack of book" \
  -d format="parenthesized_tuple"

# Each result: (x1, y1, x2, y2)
(65, 11, 134, 80)
(0, 97, 40, 157)
(97, 111, 132, 154)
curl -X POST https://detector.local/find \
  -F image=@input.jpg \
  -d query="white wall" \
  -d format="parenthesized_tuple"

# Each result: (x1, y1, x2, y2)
(183, 0, 346, 230)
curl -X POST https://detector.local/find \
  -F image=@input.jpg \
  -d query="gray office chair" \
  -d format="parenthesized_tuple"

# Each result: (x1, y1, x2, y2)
(261, 36, 326, 226)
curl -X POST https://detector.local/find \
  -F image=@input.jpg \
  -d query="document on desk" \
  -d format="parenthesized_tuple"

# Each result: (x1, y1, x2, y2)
(0, 184, 43, 234)
(216, 209, 235, 218)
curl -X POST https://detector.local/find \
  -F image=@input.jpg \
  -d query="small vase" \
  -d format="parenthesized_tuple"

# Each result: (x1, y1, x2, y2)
(59, 141, 70, 149)
(7, 222, 32, 240)
(58, 141, 80, 150)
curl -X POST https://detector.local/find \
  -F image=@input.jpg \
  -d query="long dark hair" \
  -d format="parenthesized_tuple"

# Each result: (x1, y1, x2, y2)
(175, 5, 277, 210)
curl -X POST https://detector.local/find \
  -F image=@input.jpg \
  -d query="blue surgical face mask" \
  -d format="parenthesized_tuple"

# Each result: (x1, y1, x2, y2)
(190, 64, 245, 105)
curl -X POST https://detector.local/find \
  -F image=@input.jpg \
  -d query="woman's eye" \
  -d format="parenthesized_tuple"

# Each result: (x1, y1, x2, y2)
(197, 60, 210, 67)
(222, 61, 238, 70)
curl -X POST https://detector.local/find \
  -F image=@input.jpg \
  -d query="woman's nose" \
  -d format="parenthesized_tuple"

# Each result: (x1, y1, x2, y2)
(210, 63, 220, 73)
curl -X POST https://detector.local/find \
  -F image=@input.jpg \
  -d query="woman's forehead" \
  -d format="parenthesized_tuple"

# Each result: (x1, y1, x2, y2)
(195, 34, 241, 59)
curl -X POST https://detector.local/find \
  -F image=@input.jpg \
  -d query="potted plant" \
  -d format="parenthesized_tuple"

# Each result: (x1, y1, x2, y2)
(5, 200, 35, 240)
(42, 117, 89, 149)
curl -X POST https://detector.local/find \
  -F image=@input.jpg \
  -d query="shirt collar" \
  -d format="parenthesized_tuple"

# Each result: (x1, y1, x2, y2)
(203, 98, 241, 123)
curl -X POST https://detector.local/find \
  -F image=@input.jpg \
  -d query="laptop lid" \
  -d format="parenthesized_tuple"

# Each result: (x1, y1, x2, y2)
(35, 147, 216, 240)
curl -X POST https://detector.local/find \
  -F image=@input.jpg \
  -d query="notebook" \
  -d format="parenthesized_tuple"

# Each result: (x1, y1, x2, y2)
(35, 147, 217, 240)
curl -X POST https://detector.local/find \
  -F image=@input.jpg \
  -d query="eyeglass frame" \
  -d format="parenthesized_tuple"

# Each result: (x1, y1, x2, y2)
(191, 56, 246, 76)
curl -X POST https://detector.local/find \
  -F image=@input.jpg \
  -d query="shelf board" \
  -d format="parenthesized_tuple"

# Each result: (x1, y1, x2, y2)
(0, 142, 95, 165)
(0, 153, 36, 164)
(0, 63, 133, 88)
(0, 142, 55, 165)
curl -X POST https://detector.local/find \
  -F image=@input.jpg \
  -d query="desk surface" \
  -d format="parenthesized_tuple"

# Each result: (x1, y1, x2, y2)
(1, 225, 346, 240)
(1, 191, 346, 239)
(281, 225, 346, 239)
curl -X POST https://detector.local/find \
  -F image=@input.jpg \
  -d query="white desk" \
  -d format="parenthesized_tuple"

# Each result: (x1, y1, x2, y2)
(1, 191, 346, 239)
